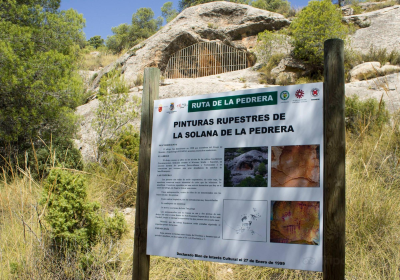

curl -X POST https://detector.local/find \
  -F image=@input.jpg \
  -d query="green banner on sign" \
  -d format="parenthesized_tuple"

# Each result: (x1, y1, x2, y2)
(188, 92, 277, 112)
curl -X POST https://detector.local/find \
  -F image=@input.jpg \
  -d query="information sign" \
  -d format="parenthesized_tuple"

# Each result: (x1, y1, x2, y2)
(147, 83, 324, 271)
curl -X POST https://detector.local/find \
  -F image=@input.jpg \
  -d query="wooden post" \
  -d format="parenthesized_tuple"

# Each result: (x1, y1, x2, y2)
(323, 39, 346, 280)
(133, 68, 160, 280)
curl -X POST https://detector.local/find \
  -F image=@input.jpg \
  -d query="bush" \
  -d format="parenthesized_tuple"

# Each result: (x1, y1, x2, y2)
(42, 169, 103, 248)
(258, 53, 285, 84)
(345, 95, 390, 134)
(224, 165, 233, 187)
(41, 169, 127, 249)
(87, 127, 140, 208)
(255, 29, 291, 65)
(258, 162, 267, 176)
(290, 0, 349, 65)
(251, 0, 293, 16)
(237, 175, 268, 187)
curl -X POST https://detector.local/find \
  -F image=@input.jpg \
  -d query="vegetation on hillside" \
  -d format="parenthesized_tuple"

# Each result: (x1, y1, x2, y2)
(2, 0, 400, 278)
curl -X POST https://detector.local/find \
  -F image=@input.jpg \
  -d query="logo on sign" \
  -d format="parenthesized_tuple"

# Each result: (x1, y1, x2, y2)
(280, 91, 290, 100)
(310, 88, 320, 98)
(295, 89, 304, 99)
(170, 103, 174, 111)
(158, 104, 162, 112)
(176, 103, 187, 109)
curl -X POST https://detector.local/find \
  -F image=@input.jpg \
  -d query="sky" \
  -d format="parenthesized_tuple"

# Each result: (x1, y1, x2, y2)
(60, 0, 310, 41)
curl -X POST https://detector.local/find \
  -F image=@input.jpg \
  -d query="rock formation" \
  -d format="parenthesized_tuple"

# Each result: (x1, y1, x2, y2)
(271, 145, 320, 188)
(224, 148, 268, 186)
(346, 5, 400, 53)
(346, 72, 400, 113)
(349, 61, 400, 82)
(89, 1, 290, 90)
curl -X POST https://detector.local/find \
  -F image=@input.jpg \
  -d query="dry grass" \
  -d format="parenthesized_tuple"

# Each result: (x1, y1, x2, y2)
(79, 51, 121, 71)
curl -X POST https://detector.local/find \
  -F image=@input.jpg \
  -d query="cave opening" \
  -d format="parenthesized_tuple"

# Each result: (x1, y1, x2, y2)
(164, 41, 254, 79)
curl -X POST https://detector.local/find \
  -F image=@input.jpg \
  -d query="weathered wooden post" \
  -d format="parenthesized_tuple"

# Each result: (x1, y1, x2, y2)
(133, 67, 160, 280)
(323, 39, 346, 280)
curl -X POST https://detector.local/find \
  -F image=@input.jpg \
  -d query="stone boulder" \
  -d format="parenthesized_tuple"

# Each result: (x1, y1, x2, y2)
(349, 62, 400, 82)
(346, 5, 400, 53)
(90, 1, 290, 90)
(349, 61, 381, 82)
(345, 72, 400, 113)
(270, 56, 313, 84)
(225, 149, 268, 186)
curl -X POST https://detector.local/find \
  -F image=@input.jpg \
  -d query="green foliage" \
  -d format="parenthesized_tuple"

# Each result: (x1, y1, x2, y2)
(250, 0, 293, 16)
(0, 0, 86, 165)
(224, 165, 233, 187)
(42, 169, 103, 248)
(258, 162, 267, 176)
(27, 139, 83, 180)
(88, 35, 104, 49)
(161, 2, 179, 23)
(290, 0, 348, 65)
(104, 211, 128, 240)
(93, 69, 140, 161)
(106, 8, 162, 54)
(258, 53, 285, 84)
(237, 175, 268, 187)
(345, 95, 390, 134)
(105, 23, 131, 54)
(87, 127, 140, 208)
(255, 29, 290, 64)
(42, 169, 128, 249)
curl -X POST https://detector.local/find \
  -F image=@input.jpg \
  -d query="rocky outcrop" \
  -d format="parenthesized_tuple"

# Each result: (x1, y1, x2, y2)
(347, 5, 400, 53)
(76, 67, 267, 162)
(270, 56, 313, 85)
(89, 1, 290, 90)
(225, 149, 268, 186)
(349, 61, 381, 82)
(349, 61, 400, 82)
(345, 72, 400, 112)
(271, 145, 320, 188)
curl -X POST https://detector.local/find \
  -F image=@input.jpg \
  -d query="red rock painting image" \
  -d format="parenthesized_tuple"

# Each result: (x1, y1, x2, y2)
(271, 145, 320, 187)
(270, 201, 320, 245)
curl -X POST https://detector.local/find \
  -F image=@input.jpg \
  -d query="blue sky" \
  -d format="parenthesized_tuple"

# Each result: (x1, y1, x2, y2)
(60, 0, 310, 40)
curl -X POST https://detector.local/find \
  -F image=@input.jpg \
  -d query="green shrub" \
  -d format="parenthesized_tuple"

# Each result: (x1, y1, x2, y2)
(255, 30, 290, 65)
(251, 0, 293, 16)
(87, 127, 140, 208)
(258, 53, 285, 84)
(224, 165, 233, 187)
(290, 0, 349, 66)
(42, 169, 127, 249)
(28, 139, 83, 180)
(345, 95, 390, 134)
(258, 162, 267, 176)
(237, 175, 268, 187)
(42, 169, 103, 248)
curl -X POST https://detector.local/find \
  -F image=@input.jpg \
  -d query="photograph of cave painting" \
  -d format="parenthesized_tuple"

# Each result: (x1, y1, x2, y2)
(270, 201, 320, 245)
(271, 145, 320, 187)
(224, 147, 268, 187)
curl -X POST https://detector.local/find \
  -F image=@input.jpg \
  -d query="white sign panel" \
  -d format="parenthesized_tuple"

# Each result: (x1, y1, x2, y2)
(147, 83, 324, 271)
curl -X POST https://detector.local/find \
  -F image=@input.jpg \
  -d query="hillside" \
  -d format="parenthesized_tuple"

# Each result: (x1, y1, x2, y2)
(76, 1, 400, 161)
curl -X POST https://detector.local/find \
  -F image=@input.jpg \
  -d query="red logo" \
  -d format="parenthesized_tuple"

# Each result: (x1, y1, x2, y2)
(311, 88, 319, 97)
(295, 89, 305, 99)
(158, 104, 162, 112)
